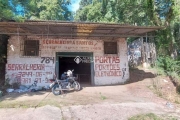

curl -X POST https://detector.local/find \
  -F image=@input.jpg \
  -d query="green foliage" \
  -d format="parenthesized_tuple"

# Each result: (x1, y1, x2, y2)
(0, 0, 14, 20)
(24, 0, 72, 20)
(14, 16, 25, 22)
(99, 92, 107, 100)
(3, 0, 72, 21)
(155, 56, 180, 74)
(75, 0, 155, 25)
(75, 0, 180, 58)
(155, 56, 180, 84)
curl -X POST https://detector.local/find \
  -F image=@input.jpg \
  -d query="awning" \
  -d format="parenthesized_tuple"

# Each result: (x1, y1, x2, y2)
(0, 20, 163, 39)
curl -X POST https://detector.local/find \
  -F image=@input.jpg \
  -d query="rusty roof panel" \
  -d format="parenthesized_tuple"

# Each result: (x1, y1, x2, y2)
(0, 21, 163, 39)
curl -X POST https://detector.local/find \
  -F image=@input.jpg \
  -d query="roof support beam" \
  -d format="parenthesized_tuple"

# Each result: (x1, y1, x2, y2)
(0, 32, 156, 38)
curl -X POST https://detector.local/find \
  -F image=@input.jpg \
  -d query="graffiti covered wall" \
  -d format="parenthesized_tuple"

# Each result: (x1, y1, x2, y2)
(128, 38, 156, 67)
(6, 36, 129, 86)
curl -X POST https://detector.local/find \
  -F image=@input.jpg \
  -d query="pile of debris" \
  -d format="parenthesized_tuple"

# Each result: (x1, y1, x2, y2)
(6, 85, 49, 93)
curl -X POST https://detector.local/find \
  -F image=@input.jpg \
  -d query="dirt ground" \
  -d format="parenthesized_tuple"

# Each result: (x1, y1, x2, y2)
(0, 68, 180, 120)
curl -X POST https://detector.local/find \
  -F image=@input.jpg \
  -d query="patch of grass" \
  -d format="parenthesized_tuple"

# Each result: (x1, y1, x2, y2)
(0, 96, 68, 108)
(128, 113, 178, 120)
(160, 115, 179, 120)
(0, 101, 35, 108)
(152, 67, 166, 76)
(61, 117, 65, 120)
(101, 96, 107, 100)
(151, 78, 163, 97)
(128, 113, 162, 120)
(0, 100, 63, 108)
(99, 92, 107, 100)
(37, 100, 62, 108)
(174, 95, 180, 104)
(149, 76, 180, 104)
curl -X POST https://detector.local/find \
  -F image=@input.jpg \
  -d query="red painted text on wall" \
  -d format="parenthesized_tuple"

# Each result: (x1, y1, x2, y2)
(95, 56, 120, 63)
(95, 56, 121, 77)
(8, 64, 45, 71)
(43, 40, 93, 45)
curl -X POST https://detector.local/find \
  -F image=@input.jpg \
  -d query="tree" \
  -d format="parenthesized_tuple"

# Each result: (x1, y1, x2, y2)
(75, 0, 150, 25)
(75, 0, 180, 57)
(0, 0, 14, 21)
(12, 0, 72, 20)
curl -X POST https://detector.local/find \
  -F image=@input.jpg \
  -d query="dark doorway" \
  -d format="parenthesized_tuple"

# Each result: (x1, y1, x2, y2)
(0, 35, 9, 86)
(58, 56, 91, 84)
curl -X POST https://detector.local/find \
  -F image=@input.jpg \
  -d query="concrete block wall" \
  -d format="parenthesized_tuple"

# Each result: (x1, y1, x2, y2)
(6, 36, 129, 86)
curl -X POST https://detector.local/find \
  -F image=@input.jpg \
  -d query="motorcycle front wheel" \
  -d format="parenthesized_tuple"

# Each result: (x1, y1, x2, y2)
(73, 81, 81, 91)
(52, 84, 61, 95)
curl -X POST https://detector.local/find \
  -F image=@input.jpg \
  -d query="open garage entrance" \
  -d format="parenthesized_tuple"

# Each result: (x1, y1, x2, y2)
(56, 52, 94, 85)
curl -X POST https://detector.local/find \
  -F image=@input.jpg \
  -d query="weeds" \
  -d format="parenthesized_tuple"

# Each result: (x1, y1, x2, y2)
(175, 95, 180, 104)
(128, 113, 162, 120)
(152, 78, 163, 97)
(37, 100, 62, 108)
(150, 77, 180, 104)
(151, 56, 180, 103)
(0, 99, 64, 108)
(128, 113, 178, 120)
(0, 101, 33, 108)
(154, 56, 180, 92)
(99, 92, 107, 100)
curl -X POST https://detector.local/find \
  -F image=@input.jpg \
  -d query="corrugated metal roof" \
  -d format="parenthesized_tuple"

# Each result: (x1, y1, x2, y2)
(0, 21, 163, 39)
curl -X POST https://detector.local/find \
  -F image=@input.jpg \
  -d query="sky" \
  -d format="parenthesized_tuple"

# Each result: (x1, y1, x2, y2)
(68, 0, 81, 12)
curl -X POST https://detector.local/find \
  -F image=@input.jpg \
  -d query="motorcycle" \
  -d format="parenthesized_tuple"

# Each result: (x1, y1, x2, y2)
(49, 70, 81, 95)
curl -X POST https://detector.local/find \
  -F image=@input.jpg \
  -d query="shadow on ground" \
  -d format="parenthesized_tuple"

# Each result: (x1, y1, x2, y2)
(0, 87, 83, 102)
(126, 68, 156, 84)
(0, 90, 49, 101)
(81, 67, 156, 87)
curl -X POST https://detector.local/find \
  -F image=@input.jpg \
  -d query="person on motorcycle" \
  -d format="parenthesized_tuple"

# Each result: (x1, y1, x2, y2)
(61, 71, 71, 88)
(61, 72, 68, 80)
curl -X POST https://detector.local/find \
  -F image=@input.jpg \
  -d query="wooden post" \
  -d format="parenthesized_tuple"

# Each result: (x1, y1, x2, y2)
(141, 37, 144, 64)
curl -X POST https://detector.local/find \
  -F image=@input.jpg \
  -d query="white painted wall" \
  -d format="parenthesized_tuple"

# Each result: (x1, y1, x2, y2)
(94, 38, 129, 85)
(6, 36, 129, 86)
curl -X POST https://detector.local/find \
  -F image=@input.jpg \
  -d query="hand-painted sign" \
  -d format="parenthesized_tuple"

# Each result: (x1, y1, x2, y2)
(94, 56, 121, 77)
(41, 39, 102, 52)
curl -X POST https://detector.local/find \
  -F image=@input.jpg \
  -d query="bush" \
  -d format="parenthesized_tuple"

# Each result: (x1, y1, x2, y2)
(156, 56, 180, 73)
(155, 56, 180, 84)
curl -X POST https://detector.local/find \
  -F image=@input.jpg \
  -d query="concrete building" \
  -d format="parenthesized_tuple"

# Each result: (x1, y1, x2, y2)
(0, 21, 161, 87)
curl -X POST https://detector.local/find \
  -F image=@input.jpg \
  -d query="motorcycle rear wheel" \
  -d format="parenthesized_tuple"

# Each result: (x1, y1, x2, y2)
(52, 84, 61, 95)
